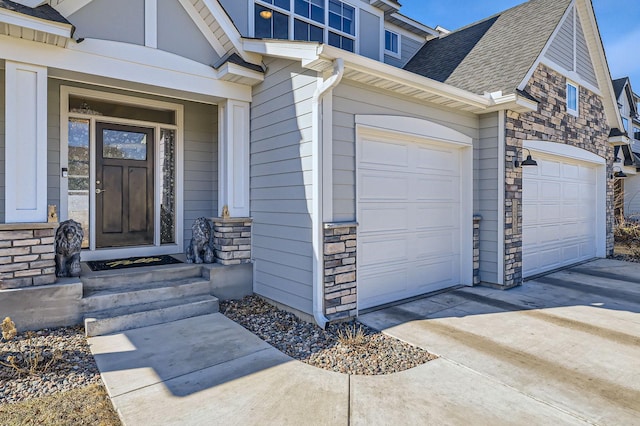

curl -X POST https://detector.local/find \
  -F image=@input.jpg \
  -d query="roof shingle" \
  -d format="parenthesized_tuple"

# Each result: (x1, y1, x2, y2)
(404, 0, 572, 95)
(0, 0, 71, 25)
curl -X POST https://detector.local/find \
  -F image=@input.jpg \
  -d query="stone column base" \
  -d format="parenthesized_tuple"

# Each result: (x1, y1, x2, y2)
(0, 223, 57, 289)
(211, 217, 252, 266)
(323, 222, 358, 322)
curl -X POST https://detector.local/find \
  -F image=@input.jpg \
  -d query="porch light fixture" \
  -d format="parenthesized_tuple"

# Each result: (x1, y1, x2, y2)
(260, 10, 273, 19)
(612, 166, 627, 179)
(514, 148, 538, 167)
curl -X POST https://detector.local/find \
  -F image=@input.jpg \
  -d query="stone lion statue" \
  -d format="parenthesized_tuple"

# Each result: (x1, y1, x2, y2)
(186, 217, 214, 264)
(55, 219, 83, 277)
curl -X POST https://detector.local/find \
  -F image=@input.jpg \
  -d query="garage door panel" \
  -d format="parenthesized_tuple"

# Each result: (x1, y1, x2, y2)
(360, 139, 409, 168)
(415, 205, 457, 230)
(416, 146, 456, 172)
(359, 205, 408, 233)
(358, 134, 463, 310)
(540, 160, 561, 177)
(360, 236, 407, 266)
(412, 232, 457, 258)
(523, 153, 598, 277)
(360, 174, 408, 200)
(415, 177, 459, 201)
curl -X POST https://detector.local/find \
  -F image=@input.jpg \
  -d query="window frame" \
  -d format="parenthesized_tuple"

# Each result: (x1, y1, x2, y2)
(566, 81, 579, 117)
(384, 29, 401, 58)
(254, 0, 357, 53)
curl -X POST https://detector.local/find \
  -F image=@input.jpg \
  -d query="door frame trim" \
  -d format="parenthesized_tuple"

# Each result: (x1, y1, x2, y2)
(59, 86, 185, 261)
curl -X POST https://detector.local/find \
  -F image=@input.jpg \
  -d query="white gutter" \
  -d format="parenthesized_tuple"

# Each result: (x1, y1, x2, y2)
(312, 58, 344, 329)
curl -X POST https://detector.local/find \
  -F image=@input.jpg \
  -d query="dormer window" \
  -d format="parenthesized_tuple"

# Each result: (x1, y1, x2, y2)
(567, 81, 579, 116)
(254, 0, 356, 52)
(384, 29, 400, 57)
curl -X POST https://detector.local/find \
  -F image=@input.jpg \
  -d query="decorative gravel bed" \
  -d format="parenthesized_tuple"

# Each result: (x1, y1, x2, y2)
(221, 295, 437, 375)
(0, 325, 102, 404)
(612, 254, 640, 263)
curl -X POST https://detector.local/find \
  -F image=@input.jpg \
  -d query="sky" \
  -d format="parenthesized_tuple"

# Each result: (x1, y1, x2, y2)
(399, 0, 640, 90)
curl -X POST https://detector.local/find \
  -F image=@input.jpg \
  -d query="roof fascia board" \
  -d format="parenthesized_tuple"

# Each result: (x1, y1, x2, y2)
(0, 35, 252, 102)
(483, 94, 539, 114)
(198, 0, 261, 64)
(0, 7, 73, 38)
(387, 12, 439, 37)
(317, 44, 490, 109)
(517, 0, 575, 93)
(243, 39, 321, 61)
(52, 0, 92, 17)
(217, 62, 265, 84)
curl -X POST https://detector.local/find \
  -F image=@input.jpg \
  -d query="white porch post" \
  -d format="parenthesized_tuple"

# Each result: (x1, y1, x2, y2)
(5, 61, 48, 223)
(218, 99, 250, 217)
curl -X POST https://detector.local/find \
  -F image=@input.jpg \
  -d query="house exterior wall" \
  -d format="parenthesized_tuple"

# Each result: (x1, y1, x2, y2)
(218, 0, 249, 35)
(359, 9, 381, 61)
(332, 81, 479, 222)
(624, 176, 640, 216)
(250, 57, 317, 314)
(158, 0, 222, 66)
(0, 70, 5, 222)
(544, 5, 598, 88)
(476, 112, 500, 284)
(504, 63, 613, 287)
(68, 0, 145, 45)
(384, 35, 424, 68)
(183, 102, 218, 250)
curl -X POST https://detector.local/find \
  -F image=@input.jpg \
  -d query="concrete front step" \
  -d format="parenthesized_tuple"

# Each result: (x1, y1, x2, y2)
(84, 294, 219, 337)
(81, 264, 203, 293)
(82, 277, 212, 313)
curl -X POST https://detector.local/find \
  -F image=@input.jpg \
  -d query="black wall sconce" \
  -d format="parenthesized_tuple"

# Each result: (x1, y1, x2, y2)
(611, 166, 627, 179)
(514, 148, 538, 167)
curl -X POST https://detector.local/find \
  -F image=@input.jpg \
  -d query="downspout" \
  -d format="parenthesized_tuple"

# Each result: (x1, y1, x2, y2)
(312, 58, 344, 329)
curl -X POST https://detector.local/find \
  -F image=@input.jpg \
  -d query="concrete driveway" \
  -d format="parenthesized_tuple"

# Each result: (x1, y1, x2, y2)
(359, 258, 640, 425)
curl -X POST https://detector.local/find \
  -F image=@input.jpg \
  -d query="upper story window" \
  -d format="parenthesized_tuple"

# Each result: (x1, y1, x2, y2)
(384, 29, 400, 56)
(566, 82, 579, 116)
(255, 0, 356, 53)
(622, 117, 629, 132)
(634, 126, 640, 140)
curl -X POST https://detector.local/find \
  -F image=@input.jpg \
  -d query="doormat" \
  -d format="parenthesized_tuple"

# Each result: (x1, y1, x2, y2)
(86, 255, 182, 271)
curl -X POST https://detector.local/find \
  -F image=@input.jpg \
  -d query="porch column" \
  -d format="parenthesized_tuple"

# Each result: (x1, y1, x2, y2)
(218, 99, 250, 217)
(5, 61, 48, 223)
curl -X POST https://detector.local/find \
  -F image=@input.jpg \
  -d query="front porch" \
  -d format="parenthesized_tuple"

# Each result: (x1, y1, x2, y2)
(0, 255, 253, 333)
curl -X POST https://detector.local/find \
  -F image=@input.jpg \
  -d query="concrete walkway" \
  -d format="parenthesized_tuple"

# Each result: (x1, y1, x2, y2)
(88, 259, 640, 425)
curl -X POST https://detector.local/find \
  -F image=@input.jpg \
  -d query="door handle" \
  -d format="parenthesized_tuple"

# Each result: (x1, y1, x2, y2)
(95, 188, 106, 194)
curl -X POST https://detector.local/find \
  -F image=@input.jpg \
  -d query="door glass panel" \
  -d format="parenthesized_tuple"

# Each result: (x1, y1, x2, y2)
(160, 129, 176, 244)
(102, 129, 148, 160)
(67, 118, 90, 248)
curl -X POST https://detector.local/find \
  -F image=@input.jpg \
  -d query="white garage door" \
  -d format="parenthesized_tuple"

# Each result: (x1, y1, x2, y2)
(522, 153, 598, 278)
(357, 134, 462, 310)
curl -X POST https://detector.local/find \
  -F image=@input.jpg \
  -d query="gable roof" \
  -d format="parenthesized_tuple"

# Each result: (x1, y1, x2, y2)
(0, 0, 70, 25)
(404, 0, 572, 95)
(613, 77, 628, 100)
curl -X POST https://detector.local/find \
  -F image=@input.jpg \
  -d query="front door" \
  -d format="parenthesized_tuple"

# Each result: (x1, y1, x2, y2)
(96, 123, 154, 248)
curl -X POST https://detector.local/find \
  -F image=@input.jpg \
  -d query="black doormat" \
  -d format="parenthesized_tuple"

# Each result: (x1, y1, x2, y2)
(86, 255, 182, 271)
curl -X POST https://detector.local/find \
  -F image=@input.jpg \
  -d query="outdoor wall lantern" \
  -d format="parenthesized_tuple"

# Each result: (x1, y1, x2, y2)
(514, 148, 538, 167)
(612, 166, 627, 179)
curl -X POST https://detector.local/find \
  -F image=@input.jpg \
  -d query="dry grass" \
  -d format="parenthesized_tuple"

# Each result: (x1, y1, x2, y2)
(336, 324, 367, 347)
(0, 384, 121, 426)
(614, 219, 640, 260)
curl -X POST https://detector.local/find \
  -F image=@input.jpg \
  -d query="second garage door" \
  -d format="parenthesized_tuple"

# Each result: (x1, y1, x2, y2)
(357, 132, 463, 310)
(522, 152, 599, 278)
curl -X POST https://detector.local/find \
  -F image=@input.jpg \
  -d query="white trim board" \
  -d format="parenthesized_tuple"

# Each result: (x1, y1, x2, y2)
(524, 140, 605, 164)
(355, 115, 473, 146)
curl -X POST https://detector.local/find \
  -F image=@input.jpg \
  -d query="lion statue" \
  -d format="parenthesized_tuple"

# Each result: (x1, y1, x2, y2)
(186, 217, 214, 264)
(55, 219, 83, 277)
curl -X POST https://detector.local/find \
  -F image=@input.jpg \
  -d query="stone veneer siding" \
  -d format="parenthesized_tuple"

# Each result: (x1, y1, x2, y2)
(211, 217, 252, 266)
(0, 223, 58, 289)
(503, 64, 613, 287)
(473, 215, 481, 285)
(323, 222, 357, 322)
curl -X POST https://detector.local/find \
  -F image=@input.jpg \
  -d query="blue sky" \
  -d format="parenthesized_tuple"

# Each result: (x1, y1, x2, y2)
(400, 0, 640, 90)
